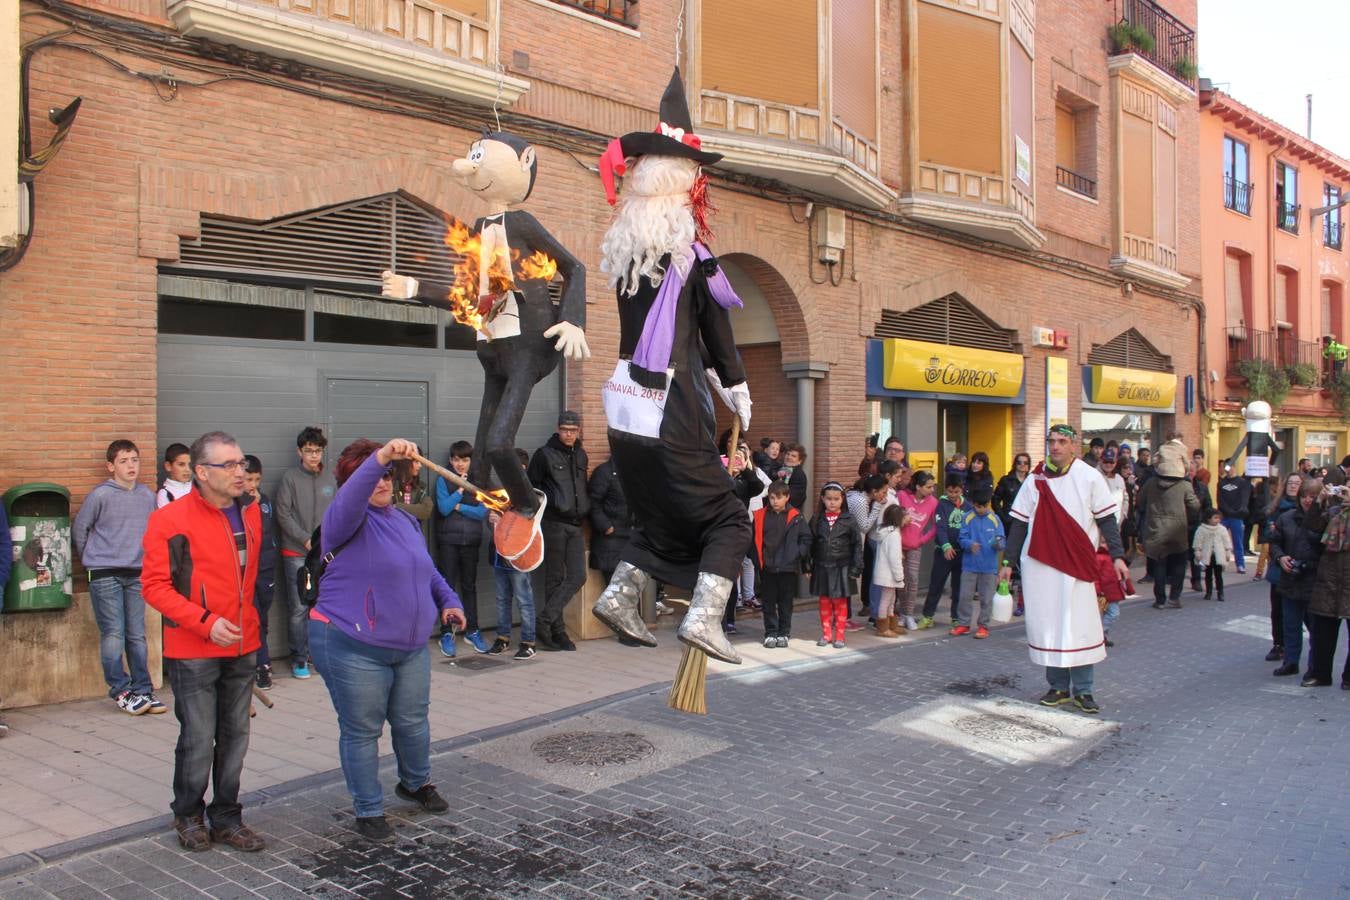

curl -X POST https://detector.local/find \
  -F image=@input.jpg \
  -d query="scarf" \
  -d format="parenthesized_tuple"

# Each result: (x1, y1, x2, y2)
(1026, 463, 1100, 583)
(630, 242, 743, 389)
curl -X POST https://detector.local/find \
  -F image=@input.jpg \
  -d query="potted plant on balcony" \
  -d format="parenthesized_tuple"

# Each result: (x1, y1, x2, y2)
(1108, 21, 1156, 55)
(1174, 56, 1198, 81)
(1285, 361, 1319, 389)
(1327, 369, 1350, 421)
(1236, 358, 1290, 409)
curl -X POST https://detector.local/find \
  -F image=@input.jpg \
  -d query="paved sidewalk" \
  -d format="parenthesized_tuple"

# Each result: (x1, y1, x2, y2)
(0, 595, 954, 862)
(2, 573, 1347, 898)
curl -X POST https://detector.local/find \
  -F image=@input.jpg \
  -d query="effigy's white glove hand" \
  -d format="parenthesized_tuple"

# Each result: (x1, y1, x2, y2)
(544, 322, 591, 360)
(382, 270, 418, 300)
(706, 368, 752, 431)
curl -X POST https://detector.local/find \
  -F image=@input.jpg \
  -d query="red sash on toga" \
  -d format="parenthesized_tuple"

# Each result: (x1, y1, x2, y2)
(1026, 467, 1099, 583)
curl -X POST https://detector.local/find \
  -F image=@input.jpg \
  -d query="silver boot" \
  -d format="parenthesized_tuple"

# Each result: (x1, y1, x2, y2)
(591, 562, 657, 647)
(677, 572, 742, 665)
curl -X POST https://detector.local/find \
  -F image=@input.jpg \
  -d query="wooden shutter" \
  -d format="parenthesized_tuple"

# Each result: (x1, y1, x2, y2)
(1122, 114, 1154, 239)
(1086, 329, 1171, 372)
(1055, 105, 1076, 170)
(875, 293, 1018, 352)
(702, 0, 818, 108)
(1224, 252, 1245, 329)
(831, 0, 876, 140)
(916, 4, 1002, 176)
(1275, 268, 1289, 324)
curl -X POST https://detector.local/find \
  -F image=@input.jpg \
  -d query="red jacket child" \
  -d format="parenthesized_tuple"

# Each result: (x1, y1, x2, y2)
(1094, 545, 1126, 604)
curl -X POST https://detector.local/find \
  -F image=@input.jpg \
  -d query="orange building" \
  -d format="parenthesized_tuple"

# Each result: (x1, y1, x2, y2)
(1199, 86, 1350, 473)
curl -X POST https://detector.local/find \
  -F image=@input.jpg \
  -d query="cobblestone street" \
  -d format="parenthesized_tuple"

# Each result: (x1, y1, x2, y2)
(2, 579, 1348, 898)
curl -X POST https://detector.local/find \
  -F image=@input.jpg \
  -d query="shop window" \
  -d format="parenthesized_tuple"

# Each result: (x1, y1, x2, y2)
(158, 297, 304, 341)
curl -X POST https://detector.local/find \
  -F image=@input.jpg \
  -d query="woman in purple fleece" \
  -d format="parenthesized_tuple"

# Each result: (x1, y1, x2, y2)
(308, 437, 466, 843)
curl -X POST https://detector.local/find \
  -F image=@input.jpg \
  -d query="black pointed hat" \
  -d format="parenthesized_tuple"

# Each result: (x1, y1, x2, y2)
(599, 68, 723, 204)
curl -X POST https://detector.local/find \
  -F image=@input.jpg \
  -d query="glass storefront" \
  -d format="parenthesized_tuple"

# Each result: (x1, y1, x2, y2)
(1081, 410, 1156, 454)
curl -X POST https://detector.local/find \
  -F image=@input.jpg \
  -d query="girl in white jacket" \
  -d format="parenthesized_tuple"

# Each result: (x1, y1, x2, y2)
(872, 505, 907, 637)
(1193, 508, 1234, 601)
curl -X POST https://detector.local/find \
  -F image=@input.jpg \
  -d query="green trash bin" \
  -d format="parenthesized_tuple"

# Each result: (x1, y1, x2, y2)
(4, 483, 74, 612)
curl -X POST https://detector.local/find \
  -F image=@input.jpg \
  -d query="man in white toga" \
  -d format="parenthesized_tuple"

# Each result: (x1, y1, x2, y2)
(1000, 424, 1128, 714)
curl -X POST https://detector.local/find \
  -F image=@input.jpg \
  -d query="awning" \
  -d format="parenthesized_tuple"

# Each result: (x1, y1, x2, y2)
(1081, 365, 1176, 413)
(867, 338, 1025, 404)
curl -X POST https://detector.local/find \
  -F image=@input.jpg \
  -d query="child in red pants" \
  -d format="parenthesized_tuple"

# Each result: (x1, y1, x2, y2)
(808, 482, 862, 648)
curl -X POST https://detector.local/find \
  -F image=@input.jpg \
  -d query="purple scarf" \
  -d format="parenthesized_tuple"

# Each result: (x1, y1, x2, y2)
(630, 243, 742, 388)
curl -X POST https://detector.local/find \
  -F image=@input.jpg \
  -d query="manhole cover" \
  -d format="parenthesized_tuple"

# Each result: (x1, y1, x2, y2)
(531, 731, 657, 767)
(951, 713, 1063, 744)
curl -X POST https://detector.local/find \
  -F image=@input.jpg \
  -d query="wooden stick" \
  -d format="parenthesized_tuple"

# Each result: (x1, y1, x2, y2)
(412, 452, 494, 500)
(727, 418, 741, 475)
(251, 684, 274, 708)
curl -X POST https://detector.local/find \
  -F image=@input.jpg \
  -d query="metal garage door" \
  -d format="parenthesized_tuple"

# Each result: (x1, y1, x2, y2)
(156, 331, 560, 647)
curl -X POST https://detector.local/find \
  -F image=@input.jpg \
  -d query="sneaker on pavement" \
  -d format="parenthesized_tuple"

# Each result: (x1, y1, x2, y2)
(0, 716, 8, 738)
(1072, 694, 1100, 714)
(291, 662, 312, 679)
(512, 643, 536, 660)
(395, 782, 449, 813)
(1104, 637, 1115, 647)
(145, 694, 168, 714)
(255, 665, 273, 691)
(438, 632, 457, 658)
(763, 636, 776, 649)
(816, 637, 830, 647)
(723, 623, 738, 635)
(465, 630, 490, 654)
(488, 637, 510, 655)
(1038, 689, 1071, 707)
(1013, 604, 1025, 617)
(973, 626, 989, 639)
(775, 636, 788, 648)
(355, 815, 395, 842)
(832, 640, 846, 649)
(916, 616, 935, 630)
(117, 691, 151, 716)
(903, 616, 919, 631)
(1264, 646, 1283, 661)
(844, 620, 865, 631)
(949, 625, 971, 637)
(655, 601, 674, 616)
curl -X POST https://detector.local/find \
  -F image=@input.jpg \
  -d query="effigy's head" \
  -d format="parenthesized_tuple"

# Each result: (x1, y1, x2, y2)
(1242, 400, 1273, 433)
(452, 131, 537, 206)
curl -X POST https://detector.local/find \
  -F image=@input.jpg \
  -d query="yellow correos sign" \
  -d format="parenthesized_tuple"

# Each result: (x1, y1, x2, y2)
(882, 339, 1023, 398)
(1089, 365, 1176, 409)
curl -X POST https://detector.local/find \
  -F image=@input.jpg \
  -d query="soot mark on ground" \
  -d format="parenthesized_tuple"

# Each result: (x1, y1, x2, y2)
(943, 673, 1021, 696)
(293, 809, 827, 897)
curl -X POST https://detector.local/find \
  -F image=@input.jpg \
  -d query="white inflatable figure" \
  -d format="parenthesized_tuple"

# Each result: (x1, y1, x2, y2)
(1225, 400, 1281, 477)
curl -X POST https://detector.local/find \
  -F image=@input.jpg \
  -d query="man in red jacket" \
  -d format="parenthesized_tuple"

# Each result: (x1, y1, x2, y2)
(142, 431, 265, 853)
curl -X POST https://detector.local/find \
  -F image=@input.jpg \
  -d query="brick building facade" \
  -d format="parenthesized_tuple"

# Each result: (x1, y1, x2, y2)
(1, 0, 1202, 705)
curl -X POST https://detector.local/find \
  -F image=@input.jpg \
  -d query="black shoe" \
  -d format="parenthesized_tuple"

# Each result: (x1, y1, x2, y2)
(255, 665, 272, 691)
(355, 816, 395, 842)
(1272, 663, 1299, 677)
(1138, 575, 1153, 584)
(553, 623, 576, 651)
(513, 642, 536, 660)
(1203, 592, 1212, 600)
(1190, 580, 1203, 592)
(1038, 689, 1071, 707)
(1151, 601, 1166, 610)
(1300, 676, 1332, 687)
(1104, 637, 1115, 648)
(1265, 646, 1283, 661)
(395, 782, 449, 813)
(535, 624, 560, 652)
(488, 636, 510, 655)
(1072, 694, 1100, 714)
(1342, 679, 1350, 690)
(1216, 594, 1225, 602)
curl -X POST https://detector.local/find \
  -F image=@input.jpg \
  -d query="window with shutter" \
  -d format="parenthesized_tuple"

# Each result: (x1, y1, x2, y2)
(874, 294, 1019, 353)
(1224, 250, 1250, 333)
(1086, 329, 1171, 372)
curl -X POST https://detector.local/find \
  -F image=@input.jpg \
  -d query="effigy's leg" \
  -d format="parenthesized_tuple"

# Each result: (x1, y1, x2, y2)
(677, 573, 741, 665)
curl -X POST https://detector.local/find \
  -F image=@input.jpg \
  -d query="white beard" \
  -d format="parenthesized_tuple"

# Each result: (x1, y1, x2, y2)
(600, 156, 698, 297)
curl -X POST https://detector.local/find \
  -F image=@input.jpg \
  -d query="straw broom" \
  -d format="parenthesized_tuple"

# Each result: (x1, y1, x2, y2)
(667, 417, 740, 716)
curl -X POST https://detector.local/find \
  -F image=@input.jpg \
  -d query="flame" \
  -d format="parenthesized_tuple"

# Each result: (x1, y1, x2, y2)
(439, 218, 557, 332)
(474, 488, 511, 513)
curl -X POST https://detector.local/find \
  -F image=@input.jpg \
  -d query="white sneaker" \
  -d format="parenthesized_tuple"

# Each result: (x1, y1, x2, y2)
(116, 691, 151, 716)
(903, 616, 919, 631)
(655, 601, 674, 616)
(763, 636, 776, 649)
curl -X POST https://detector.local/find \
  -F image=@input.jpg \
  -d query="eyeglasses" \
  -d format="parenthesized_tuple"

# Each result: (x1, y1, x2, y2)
(300, 448, 324, 456)
(200, 459, 248, 472)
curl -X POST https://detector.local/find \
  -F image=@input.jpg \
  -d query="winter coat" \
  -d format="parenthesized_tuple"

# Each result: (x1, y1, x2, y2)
(807, 510, 862, 597)
(1310, 508, 1350, 619)
(1192, 522, 1234, 567)
(1216, 476, 1253, 519)
(933, 495, 974, 555)
(1268, 504, 1323, 602)
(964, 469, 994, 496)
(751, 506, 811, 575)
(587, 459, 631, 573)
(957, 508, 1005, 574)
(528, 435, 590, 525)
(898, 491, 938, 549)
(993, 472, 1026, 532)
(434, 477, 487, 546)
(1137, 475, 1201, 558)
(872, 525, 905, 589)
(1094, 548, 1125, 603)
(275, 465, 337, 555)
(772, 463, 808, 511)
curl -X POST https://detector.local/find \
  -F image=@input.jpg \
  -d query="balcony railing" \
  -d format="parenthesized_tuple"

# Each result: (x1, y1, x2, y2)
(1224, 175, 1252, 215)
(1110, 0, 1197, 90)
(1325, 219, 1344, 250)
(1278, 199, 1301, 233)
(1226, 326, 1324, 386)
(546, 0, 637, 27)
(1056, 165, 1098, 199)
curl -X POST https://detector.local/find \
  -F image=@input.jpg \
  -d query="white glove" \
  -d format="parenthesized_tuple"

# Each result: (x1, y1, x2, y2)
(382, 270, 418, 300)
(543, 321, 591, 361)
(705, 368, 752, 431)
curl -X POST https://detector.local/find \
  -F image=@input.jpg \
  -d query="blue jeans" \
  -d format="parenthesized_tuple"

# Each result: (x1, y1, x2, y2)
(495, 567, 536, 642)
(254, 569, 275, 668)
(281, 556, 310, 663)
(1102, 601, 1120, 634)
(1221, 517, 1247, 571)
(165, 654, 255, 827)
(88, 574, 152, 697)
(1046, 664, 1094, 695)
(308, 621, 432, 818)
(1280, 591, 1311, 666)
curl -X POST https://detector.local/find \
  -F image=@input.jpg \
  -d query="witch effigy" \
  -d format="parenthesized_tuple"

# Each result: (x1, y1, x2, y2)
(382, 132, 588, 570)
(588, 68, 754, 671)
